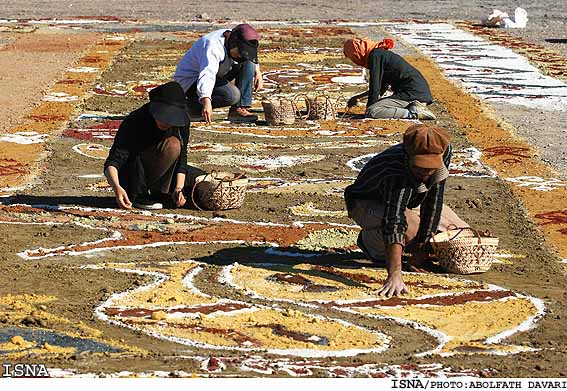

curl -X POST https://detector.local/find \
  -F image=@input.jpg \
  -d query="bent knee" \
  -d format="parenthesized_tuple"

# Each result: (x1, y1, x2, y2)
(162, 136, 181, 158)
(228, 85, 241, 106)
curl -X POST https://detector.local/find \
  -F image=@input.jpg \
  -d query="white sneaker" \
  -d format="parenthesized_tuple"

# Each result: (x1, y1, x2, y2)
(409, 101, 437, 120)
(133, 197, 163, 210)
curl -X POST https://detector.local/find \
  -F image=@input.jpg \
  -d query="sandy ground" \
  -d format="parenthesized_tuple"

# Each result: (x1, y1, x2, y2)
(3, 0, 567, 58)
(0, 1, 566, 379)
(0, 30, 98, 133)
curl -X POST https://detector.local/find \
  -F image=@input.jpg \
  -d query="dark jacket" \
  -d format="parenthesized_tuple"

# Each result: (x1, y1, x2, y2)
(367, 48, 433, 106)
(104, 103, 190, 197)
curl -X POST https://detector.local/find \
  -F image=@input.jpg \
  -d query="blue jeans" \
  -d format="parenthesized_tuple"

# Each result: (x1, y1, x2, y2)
(227, 60, 255, 107)
(186, 60, 255, 110)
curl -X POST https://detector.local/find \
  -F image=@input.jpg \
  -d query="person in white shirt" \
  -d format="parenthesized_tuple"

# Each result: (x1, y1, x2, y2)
(174, 24, 263, 124)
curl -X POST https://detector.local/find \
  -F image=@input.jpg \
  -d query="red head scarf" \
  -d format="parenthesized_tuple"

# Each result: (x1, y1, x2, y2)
(343, 37, 395, 68)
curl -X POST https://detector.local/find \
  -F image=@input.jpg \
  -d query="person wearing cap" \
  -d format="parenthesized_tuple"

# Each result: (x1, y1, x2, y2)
(174, 23, 263, 124)
(104, 81, 191, 210)
(343, 38, 436, 120)
(344, 124, 469, 296)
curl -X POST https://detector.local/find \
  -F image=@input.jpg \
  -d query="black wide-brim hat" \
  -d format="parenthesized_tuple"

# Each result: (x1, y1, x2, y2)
(149, 81, 190, 127)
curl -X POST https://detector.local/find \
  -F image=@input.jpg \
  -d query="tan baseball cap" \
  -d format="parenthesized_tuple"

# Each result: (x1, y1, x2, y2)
(403, 124, 451, 169)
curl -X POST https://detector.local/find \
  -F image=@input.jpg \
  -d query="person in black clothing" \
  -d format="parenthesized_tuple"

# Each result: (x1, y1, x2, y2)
(343, 37, 436, 120)
(104, 81, 193, 210)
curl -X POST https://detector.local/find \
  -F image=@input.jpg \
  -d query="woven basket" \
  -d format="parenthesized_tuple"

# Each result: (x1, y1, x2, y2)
(306, 95, 340, 120)
(431, 227, 499, 274)
(262, 98, 296, 126)
(191, 171, 248, 211)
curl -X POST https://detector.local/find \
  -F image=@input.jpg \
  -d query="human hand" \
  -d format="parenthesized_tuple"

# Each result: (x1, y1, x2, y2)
(202, 98, 213, 125)
(115, 186, 132, 209)
(347, 96, 359, 108)
(254, 70, 264, 91)
(376, 272, 408, 297)
(172, 188, 186, 208)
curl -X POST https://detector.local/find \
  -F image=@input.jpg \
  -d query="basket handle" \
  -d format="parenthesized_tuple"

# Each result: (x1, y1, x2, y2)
(431, 225, 483, 244)
(190, 179, 205, 211)
(335, 93, 350, 119)
(317, 95, 336, 119)
(447, 225, 482, 244)
(293, 94, 311, 120)
(190, 169, 221, 211)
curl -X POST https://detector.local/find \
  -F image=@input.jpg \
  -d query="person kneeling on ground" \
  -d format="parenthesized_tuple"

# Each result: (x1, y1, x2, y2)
(343, 38, 436, 120)
(344, 124, 469, 296)
(104, 81, 191, 210)
(174, 23, 263, 124)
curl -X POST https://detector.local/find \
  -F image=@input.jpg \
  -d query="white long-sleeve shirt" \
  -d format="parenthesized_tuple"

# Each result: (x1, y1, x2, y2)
(173, 29, 232, 102)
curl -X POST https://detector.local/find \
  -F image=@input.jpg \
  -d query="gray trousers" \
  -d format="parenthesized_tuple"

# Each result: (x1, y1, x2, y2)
(348, 198, 469, 261)
(366, 97, 412, 119)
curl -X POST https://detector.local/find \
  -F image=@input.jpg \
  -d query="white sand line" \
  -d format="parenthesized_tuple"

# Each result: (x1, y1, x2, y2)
(382, 22, 567, 111)
(0, 132, 49, 144)
(204, 154, 326, 172)
(67, 66, 99, 73)
(72, 143, 109, 160)
(18, 222, 122, 260)
(28, 18, 115, 25)
(505, 176, 567, 192)
(43, 92, 79, 102)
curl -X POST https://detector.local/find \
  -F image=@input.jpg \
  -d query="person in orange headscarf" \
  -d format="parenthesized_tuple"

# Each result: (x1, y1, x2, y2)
(343, 37, 436, 120)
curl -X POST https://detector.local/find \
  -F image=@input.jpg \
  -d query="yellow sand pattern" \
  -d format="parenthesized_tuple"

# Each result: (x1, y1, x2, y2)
(229, 264, 539, 355)
(137, 307, 385, 352)
(295, 228, 359, 251)
(0, 293, 143, 357)
(0, 336, 76, 359)
(102, 262, 386, 354)
(261, 50, 341, 65)
(229, 264, 482, 302)
(290, 202, 348, 217)
(103, 261, 216, 307)
(359, 297, 538, 354)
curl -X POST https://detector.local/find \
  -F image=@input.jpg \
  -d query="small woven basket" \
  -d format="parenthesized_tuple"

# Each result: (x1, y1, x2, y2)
(431, 227, 499, 274)
(262, 98, 296, 126)
(191, 171, 248, 211)
(306, 95, 340, 120)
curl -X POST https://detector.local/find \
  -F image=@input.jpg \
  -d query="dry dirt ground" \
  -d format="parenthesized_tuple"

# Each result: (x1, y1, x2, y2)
(0, 5, 566, 379)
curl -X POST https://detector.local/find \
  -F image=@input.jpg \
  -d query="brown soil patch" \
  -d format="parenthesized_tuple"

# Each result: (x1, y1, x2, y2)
(0, 33, 130, 192)
(0, 30, 99, 134)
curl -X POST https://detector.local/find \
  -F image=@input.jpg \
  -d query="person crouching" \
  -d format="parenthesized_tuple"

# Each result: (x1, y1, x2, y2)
(104, 81, 190, 210)
(343, 37, 436, 120)
(344, 124, 469, 296)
